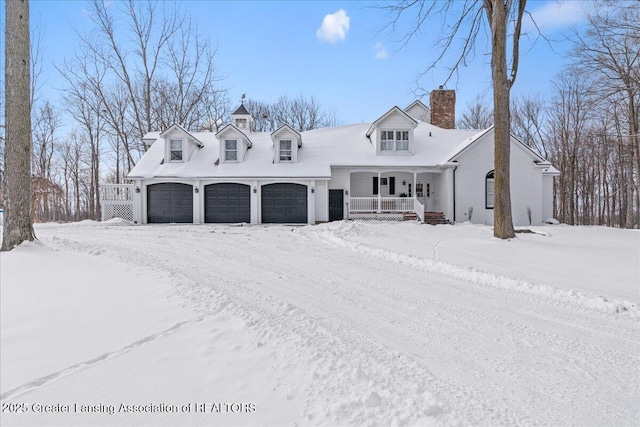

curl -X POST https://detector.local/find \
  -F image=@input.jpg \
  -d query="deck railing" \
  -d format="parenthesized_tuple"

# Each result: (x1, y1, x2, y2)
(100, 184, 134, 222)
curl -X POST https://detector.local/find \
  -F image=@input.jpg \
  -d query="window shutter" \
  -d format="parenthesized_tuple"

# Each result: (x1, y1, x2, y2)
(389, 177, 395, 195)
(373, 177, 378, 195)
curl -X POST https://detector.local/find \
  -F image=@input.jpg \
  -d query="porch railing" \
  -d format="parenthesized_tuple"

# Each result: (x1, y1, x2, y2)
(414, 198, 425, 222)
(100, 183, 134, 222)
(350, 197, 415, 212)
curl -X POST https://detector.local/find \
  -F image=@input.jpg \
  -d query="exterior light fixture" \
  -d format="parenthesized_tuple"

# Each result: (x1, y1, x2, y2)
(345, 190, 349, 195)
(135, 187, 140, 193)
(253, 187, 257, 193)
(311, 187, 315, 193)
(194, 187, 199, 193)
(402, 180, 406, 186)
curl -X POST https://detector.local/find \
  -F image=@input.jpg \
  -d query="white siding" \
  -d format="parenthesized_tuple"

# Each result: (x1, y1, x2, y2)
(453, 130, 546, 226)
(542, 175, 554, 221)
(329, 167, 350, 191)
(315, 181, 328, 222)
(273, 128, 300, 163)
(405, 103, 430, 122)
(432, 171, 450, 215)
(350, 172, 375, 197)
(377, 112, 414, 129)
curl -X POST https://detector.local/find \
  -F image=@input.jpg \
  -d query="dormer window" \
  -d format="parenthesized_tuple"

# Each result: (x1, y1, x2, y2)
(381, 130, 409, 151)
(225, 139, 238, 161)
(169, 139, 183, 161)
(279, 140, 292, 162)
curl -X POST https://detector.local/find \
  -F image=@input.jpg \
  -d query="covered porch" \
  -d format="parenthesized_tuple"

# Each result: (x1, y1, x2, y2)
(346, 169, 447, 222)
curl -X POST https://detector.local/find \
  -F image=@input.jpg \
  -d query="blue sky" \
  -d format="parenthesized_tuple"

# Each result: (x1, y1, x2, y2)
(17, 0, 591, 126)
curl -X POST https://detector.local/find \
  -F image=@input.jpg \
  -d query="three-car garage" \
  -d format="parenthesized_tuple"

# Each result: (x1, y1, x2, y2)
(145, 182, 309, 224)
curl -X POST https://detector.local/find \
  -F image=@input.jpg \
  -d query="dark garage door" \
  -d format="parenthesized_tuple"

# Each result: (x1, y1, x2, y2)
(147, 183, 193, 223)
(205, 183, 251, 223)
(261, 183, 307, 224)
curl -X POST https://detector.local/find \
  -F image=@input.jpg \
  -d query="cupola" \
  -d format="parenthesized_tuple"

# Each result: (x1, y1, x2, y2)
(231, 99, 253, 131)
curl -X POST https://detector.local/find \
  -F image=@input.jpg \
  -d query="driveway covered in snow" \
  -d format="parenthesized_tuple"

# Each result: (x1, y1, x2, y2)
(1, 221, 638, 426)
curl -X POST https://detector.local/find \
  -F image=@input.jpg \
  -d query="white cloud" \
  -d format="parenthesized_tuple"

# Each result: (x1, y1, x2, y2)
(526, 1, 587, 32)
(316, 9, 350, 43)
(373, 42, 388, 60)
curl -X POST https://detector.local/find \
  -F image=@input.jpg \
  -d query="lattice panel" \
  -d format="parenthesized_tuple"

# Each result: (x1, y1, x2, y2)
(102, 203, 134, 222)
(349, 213, 404, 221)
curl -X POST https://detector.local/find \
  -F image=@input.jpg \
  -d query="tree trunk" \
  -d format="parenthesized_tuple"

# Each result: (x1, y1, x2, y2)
(488, 1, 516, 239)
(2, 0, 35, 251)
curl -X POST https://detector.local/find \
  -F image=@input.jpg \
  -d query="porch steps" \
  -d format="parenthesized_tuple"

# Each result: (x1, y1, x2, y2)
(423, 211, 450, 225)
(402, 212, 419, 221)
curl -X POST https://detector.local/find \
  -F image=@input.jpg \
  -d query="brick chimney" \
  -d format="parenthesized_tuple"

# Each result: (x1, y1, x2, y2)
(430, 87, 456, 129)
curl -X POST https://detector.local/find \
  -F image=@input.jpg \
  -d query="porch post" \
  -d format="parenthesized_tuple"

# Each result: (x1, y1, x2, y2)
(377, 171, 382, 213)
(413, 171, 417, 201)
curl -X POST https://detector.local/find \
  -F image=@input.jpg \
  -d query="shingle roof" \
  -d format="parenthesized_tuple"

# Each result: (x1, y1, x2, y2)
(232, 104, 250, 116)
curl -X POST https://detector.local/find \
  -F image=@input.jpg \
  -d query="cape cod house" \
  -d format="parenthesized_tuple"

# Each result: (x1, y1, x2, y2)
(101, 88, 558, 226)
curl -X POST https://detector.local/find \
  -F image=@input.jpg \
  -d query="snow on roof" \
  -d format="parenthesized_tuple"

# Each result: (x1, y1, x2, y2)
(129, 121, 491, 179)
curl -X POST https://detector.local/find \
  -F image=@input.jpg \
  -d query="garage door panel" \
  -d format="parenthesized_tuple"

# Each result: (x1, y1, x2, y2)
(261, 183, 307, 224)
(205, 183, 250, 223)
(147, 183, 193, 223)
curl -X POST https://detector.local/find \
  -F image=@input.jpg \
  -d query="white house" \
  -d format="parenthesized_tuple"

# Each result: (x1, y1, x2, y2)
(103, 88, 558, 226)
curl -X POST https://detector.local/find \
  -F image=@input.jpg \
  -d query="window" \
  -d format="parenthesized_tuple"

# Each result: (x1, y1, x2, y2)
(380, 130, 409, 152)
(396, 131, 409, 151)
(486, 170, 495, 209)
(225, 139, 238, 161)
(235, 118, 247, 129)
(169, 139, 183, 161)
(381, 131, 394, 151)
(279, 140, 292, 161)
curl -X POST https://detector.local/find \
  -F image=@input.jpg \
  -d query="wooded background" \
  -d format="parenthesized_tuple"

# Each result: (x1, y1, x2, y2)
(0, 0, 638, 228)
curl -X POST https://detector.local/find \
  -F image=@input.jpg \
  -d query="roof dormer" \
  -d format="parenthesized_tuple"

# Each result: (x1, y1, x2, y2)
(404, 100, 431, 123)
(366, 106, 419, 155)
(159, 124, 203, 163)
(271, 124, 302, 163)
(215, 124, 252, 163)
(231, 103, 253, 131)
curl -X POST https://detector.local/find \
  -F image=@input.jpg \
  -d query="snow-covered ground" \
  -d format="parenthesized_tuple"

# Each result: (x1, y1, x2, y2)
(1, 220, 638, 426)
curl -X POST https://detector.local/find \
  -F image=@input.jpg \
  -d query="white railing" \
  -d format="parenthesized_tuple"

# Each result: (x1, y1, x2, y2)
(101, 184, 134, 202)
(414, 198, 425, 222)
(350, 197, 415, 212)
(100, 184, 134, 222)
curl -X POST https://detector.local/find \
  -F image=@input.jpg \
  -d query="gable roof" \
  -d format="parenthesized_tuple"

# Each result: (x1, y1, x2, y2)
(215, 123, 252, 147)
(271, 124, 303, 147)
(159, 123, 203, 148)
(366, 106, 419, 137)
(404, 99, 430, 113)
(447, 126, 559, 174)
(129, 109, 557, 180)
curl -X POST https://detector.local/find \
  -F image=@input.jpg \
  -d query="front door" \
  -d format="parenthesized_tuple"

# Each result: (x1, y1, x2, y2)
(328, 189, 344, 221)
(416, 181, 433, 211)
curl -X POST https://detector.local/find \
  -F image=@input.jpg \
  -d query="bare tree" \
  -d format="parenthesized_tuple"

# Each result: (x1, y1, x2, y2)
(572, 2, 639, 228)
(546, 69, 594, 225)
(511, 94, 547, 155)
(382, 0, 528, 238)
(3, 0, 36, 250)
(31, 100, 60, 221)
(457, 94, 493, 129)
(244, 95, 338, 132)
